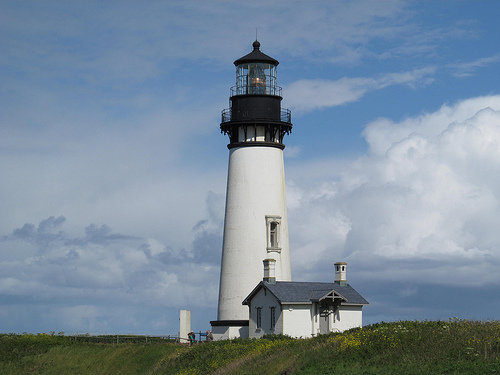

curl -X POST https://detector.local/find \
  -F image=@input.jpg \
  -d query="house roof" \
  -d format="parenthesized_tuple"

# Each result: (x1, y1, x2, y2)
(242, 281, 369, 306)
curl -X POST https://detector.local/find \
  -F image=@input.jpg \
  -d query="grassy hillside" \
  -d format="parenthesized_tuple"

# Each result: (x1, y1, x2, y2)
(1, 320, 499, 374)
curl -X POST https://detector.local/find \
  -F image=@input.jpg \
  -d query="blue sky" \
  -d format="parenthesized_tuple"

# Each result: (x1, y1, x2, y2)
(2, 0, 500, 335)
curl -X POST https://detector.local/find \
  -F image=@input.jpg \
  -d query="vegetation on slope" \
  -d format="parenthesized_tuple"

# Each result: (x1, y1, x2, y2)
(1, 319, 500, 374)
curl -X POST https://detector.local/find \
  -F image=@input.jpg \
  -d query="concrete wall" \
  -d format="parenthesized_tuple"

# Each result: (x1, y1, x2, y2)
(212, 325, 249, 341)
(179, 310, 191, 344)
(218, 146, 291, 321)
(333, 305, 363, 332)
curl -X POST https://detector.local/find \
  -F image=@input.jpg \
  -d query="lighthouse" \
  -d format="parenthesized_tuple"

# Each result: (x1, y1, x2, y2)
(211, 41, 293, 339)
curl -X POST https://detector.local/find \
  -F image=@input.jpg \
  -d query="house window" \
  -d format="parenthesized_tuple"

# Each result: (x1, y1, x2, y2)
(256, 307, 262, 329)
(270, 307, 276, 330)
(266, 216, 281, 252)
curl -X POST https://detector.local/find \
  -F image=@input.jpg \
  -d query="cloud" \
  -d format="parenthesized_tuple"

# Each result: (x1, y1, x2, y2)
(288, 96, 500, 289)
(0, 190, 223, 333)
(2, 0, 464, 86)
(284, 67, 435, 113)
(362, 95, 500, 156)
(448, 54, 500, 78)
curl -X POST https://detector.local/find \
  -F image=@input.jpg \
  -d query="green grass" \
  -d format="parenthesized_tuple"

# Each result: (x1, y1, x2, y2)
(1, 319, 500, 374)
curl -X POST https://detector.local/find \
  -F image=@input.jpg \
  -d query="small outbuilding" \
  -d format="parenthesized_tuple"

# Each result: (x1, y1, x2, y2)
(242, 261, 368, 338)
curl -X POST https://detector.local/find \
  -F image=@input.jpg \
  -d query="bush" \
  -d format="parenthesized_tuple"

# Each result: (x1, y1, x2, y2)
(0, 333, 72, 363)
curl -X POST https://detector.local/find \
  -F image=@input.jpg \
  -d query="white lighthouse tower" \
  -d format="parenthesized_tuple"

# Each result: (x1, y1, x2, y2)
(211, 41, 293, 339)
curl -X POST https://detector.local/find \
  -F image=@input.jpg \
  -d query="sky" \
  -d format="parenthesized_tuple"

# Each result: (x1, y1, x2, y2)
(1, 0, 500, 335)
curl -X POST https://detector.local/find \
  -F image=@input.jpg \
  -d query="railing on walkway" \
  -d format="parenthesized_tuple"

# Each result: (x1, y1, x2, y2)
(230, 85, 282, 97)
(221, 108, 291, 123)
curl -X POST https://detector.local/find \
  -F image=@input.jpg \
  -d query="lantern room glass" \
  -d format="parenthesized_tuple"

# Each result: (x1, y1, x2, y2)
(236, 63, 277, 95)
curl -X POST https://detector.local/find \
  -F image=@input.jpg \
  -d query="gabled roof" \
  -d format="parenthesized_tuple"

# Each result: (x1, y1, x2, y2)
(242, 281, 369, 306)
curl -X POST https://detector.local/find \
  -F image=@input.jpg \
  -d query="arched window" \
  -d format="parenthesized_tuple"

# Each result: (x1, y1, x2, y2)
(270, 222, 278, 248)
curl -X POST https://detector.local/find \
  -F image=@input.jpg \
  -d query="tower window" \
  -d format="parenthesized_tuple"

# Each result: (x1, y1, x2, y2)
(266, 216, 281, 252)
(270, 222, 278, 247)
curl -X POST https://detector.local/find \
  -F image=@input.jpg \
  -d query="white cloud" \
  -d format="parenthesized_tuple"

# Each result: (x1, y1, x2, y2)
(0, 188, 222, 333)
(284, 67, 435, 113)
(288, 96, 500, 287)
(363, 95, 500, 156)
(2, 0, 458, 81)
(448, 54, 500, 78)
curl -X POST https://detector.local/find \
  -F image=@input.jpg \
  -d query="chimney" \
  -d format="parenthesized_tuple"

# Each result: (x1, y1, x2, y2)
(335, 262, 347, 286)
(263, 259, 276, 284)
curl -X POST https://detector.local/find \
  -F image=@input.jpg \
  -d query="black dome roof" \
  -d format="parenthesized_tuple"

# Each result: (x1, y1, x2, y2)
(234, 40, 279, 66)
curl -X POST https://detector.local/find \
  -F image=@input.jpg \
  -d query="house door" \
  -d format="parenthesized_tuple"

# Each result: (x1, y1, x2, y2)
(319, 302, 330, 334)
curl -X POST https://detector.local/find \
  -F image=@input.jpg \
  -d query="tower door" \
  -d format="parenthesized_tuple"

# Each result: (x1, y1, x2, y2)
(319, 301, 330, 334)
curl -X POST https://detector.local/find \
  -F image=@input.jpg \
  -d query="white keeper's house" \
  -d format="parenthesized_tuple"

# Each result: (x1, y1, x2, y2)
(210, 41, 368, 340)
(242, 261, 368, 338)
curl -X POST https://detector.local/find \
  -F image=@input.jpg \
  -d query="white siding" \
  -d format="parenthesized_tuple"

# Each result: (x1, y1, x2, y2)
(248, 287, 281, 338)
(333, 305, 363, 332)
(281, 304, 313, 338)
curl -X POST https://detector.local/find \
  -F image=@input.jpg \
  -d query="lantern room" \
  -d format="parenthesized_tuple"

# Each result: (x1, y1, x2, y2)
(221, 40, 292, 149)
(233, 40, 279, 96)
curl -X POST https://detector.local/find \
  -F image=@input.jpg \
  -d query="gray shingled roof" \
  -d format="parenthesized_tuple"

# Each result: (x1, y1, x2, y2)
(243, 281, 369, 305)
